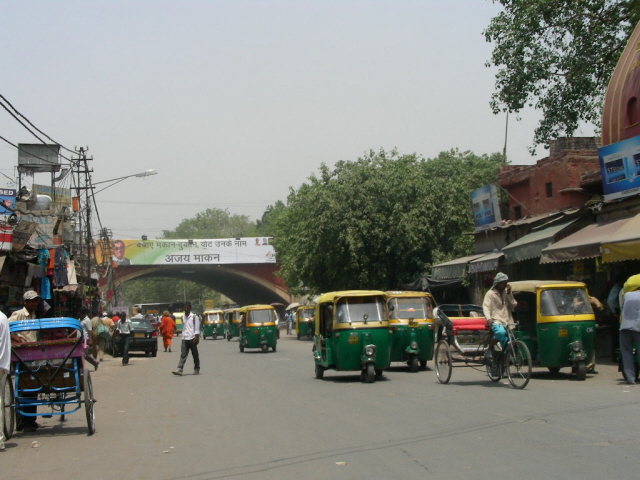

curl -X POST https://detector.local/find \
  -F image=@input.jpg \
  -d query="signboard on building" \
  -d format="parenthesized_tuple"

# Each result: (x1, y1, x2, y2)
(598, 135, 640, 202)
(33, 184, 72, 207)
(97, 237, 276, 266)
(470, 184, 501, 231)
(18, 144, 61, 172)
(11, 220, 38, 251)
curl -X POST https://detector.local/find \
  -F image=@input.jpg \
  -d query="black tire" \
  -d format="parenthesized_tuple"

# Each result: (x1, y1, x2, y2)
(506, 340, 532, 389)
(272, 344, 277, 352)
(419, 360, 427, 369)
(227, 336, 231, 342)
(1, 374, 15, 440)
(297, 333, 301, 340)
(239, 344, 244, 352)
(223, 333, 226, 340)
(261, 344, 268, 353)
(363, 363, 376, 383)
(151, 349, 157, 358)
(84, 371, 96, 435)
(434, 340, 452, 384)
(575, 361, 587, 381)
(375, 369, 383, 377)
(486, 357, 502, 382)
(548, 367, 561, 375)
(315, 364, 324, 379)
(213, 333, 217, 340)
(409, 356, 419, 373)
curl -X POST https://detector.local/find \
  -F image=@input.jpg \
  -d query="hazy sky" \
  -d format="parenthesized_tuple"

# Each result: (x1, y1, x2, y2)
(0, 1, 597, 240)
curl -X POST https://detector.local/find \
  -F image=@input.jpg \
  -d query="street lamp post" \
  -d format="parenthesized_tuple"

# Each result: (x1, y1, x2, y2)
(92, 169, 158, 194)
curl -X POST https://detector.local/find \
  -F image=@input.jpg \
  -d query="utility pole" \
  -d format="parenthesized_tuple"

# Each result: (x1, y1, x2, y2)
(72, 147, 95, 295)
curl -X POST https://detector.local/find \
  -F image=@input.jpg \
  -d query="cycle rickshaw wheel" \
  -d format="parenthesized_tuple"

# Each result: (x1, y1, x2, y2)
(1, 374, 15, 440)
(434, 340, 452, 384)
(506, 340, 532, 389)
(84, 371, 96, 435)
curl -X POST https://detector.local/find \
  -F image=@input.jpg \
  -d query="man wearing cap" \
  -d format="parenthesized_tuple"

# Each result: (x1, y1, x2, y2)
(9, 290, 41, 431)
(482, 272, 517, 360)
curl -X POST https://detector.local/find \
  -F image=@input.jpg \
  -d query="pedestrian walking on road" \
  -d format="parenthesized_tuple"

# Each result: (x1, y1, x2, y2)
(172, 302, 200, 376)
(160, 310, 176, 352)
(619, 281, 640, 385)
(116, 312, 133, 365)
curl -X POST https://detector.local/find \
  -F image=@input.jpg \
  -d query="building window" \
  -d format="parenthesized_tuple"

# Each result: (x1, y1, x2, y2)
(545, 182, 553, 198)
(513, 205, 521, 219)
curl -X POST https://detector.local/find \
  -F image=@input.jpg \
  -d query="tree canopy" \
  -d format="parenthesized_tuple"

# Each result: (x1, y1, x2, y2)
(162, 207, 258, 239)
(484, 0, 640, 154)
(271, 149, 503, 295)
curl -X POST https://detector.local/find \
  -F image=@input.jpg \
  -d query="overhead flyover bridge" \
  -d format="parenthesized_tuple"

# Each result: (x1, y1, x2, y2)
(98, 237, 291, 306)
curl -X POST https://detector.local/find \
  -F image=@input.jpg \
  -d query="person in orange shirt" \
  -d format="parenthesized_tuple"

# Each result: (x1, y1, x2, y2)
(159, 311, 176, 352)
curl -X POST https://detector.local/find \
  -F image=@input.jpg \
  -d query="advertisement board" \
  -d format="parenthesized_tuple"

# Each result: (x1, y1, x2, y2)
(470, 184, 501, 231)
(97, 237, 276, 266)
(598, 135, 640, 202)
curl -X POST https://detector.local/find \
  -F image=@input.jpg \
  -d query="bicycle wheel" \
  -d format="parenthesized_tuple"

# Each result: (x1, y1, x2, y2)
(434, 340, 452, 384)
(486, 355, 501, 382)
(505, 340, 532, 389)
(1, 374, 15, 440)
(84, 371, 96, 435)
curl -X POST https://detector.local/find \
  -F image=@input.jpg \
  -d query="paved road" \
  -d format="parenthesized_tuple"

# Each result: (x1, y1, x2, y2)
(2, 333, 637, 480)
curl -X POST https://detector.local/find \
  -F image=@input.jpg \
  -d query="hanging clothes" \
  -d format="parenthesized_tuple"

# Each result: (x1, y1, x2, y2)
(53, 247, 68, 287)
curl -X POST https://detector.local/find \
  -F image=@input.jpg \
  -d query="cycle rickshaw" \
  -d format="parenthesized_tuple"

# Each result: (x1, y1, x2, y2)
(433, 304, 532, 389)
(2, 317, 96, 438)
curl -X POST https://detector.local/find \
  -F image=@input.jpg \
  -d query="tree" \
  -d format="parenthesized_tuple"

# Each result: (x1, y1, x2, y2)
(162, 207, 258, 239)
(484, 0, 640, 154)
(257, 200, 286, 236)
(272, 149, 503, 295)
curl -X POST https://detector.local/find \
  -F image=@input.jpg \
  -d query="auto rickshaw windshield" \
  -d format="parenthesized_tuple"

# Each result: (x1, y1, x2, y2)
(299, 308, 314, 319)
(248, 309, 276, 323)
(336, 296, 384, 323)
(204, 313, 222, 322)
(540, 288, 594, 316)
(389, 297, 431, 320)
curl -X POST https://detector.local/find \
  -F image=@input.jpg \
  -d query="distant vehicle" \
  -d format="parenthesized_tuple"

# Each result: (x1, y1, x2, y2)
(110, 318, 158, 357)
(173, 312, 184, 335)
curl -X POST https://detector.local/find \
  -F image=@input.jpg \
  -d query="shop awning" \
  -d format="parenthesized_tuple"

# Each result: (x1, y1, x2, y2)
(431, 253, 485, 279)
(540, 216, 630, 264)
(601, 213, 640, 263)
(502, 219, 578, 264)
(468, 251, 504, 273)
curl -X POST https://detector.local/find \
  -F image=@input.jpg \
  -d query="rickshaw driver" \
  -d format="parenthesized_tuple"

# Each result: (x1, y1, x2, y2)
(483, 272, 517, 360)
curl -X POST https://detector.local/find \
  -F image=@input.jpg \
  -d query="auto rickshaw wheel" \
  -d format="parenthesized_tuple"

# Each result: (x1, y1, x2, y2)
(272, 344, 277, 352)
(434, 340, 452, 384)
(547, 367, 561, 375)
(261, 344, 268, 353)
(84, 371, 96, 435)
(297, 333, 301, 340)
(239, 344, 244, 352)
(1, 373, 15, 440)
(419, 360, 427, 369)
(315, 364, 325, 379)
(375, 369, 383, 377)
(575, 361, 587, 381)
(213, 333, 217, 340)
(363, 363, 376, 383)
(409, 356, 420, 372)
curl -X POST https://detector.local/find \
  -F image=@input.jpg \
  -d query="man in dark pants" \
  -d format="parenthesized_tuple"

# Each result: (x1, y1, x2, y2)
(172, 303, 200, 376)
(115, 312, 132, 365)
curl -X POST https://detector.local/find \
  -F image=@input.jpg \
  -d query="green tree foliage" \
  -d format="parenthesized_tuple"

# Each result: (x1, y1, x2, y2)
(257, 200, 286, 236)
(162, 207, 258, 239)
(484, 0, 640, 154)
(272, 149, 503, 294)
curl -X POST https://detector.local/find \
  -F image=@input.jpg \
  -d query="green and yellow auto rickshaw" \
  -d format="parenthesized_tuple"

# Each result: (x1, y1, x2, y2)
(313, 290, 391, 383)
(386, 291, 436, 371)
(510, 280, 596, 380)
(173, 312, 183, 336)
(202, 309, 225, 340)
(295, 306, 315, 340)
(237, 304, 278, 353)
(224, 308, 241, 341)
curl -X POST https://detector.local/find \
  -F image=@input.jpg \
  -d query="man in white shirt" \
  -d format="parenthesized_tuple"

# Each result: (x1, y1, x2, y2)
(115, 312, 133, 365)
(483, 272, 517, 360)
(172, 303, 201, 376)
(0, 310, 10, 451)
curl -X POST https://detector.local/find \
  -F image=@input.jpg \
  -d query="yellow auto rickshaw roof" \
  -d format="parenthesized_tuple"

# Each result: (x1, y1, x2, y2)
(623, 274, 640, 296)
(237, 304, 275, 312)
(296, 305, 315, 311)
(509, 280, 587, 293)
(385, 291, 433, 299)
(203, 309, 224, 314)
(315, 290, 387, 304)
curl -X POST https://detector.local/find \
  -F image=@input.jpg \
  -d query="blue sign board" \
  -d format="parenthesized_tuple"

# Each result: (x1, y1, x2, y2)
(598, 135, 640, 202)
(470, 184, 501, 231)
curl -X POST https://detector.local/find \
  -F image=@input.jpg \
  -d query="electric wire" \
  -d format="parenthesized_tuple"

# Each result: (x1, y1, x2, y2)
(0, 93, 78, 158)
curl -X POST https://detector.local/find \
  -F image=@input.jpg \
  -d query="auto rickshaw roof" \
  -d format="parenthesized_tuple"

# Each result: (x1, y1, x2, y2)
(316, 290, 387, 304)
(202, 309, 224, 314)
(296, 305, 315, 310)
(238, 304, 275, 312)
(509, 280, 587, 293)
(385, 291, 434, 299)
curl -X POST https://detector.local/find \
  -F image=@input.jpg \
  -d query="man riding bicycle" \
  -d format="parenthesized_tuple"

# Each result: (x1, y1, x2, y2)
(483, 272, 517, 360)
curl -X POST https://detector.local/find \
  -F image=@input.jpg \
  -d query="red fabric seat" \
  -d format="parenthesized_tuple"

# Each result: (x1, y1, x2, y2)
(451, 317, 487, 334)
